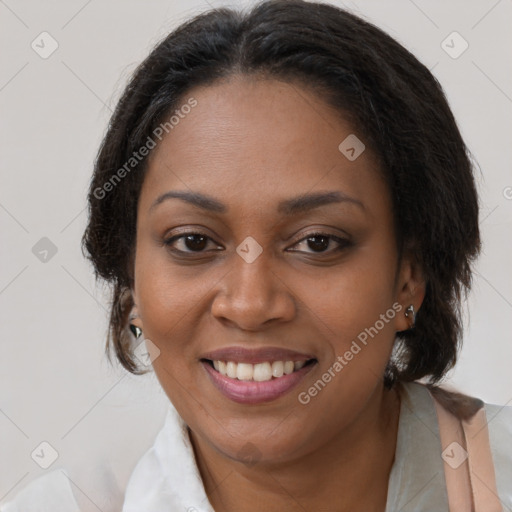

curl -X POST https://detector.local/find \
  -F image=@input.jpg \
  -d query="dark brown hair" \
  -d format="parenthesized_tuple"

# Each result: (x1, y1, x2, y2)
(82, 0, 481, 388)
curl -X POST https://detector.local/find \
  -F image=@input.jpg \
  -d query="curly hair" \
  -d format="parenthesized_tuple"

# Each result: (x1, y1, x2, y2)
(82, 0, 481, 388)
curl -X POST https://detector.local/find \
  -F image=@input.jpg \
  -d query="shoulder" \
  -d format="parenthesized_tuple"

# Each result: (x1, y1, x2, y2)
(0, 405, 191, 512)
(0, 452, 126, 511)
(483, 400, 512, 502)
(401, 381, 512, 504)
(0, 470, 80, 512)
(402, 380, 512, 435)
(424, 382, 512, 443)
(484, 398, 512, 436)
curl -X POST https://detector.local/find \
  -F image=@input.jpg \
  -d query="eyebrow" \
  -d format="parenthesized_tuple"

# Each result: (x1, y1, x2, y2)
(149, 190, 364, 215)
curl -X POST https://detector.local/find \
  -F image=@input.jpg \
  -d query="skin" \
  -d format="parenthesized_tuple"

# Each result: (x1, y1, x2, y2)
(131, 75, 425, 511)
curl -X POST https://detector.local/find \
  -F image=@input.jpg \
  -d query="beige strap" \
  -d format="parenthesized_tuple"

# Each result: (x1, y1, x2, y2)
(433, 397, 474, 511)
(432, 393, 503, 512)
(462, 408, 503, 511)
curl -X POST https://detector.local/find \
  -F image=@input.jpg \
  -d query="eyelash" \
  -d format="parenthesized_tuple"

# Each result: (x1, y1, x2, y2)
(163, 230, 351, 256)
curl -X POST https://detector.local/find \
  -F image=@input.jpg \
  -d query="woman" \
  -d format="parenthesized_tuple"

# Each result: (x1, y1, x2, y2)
(2, 0, 510, 510)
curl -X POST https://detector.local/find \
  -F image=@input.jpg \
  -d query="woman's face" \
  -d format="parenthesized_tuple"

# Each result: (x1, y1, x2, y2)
(133, 76, 417, 463)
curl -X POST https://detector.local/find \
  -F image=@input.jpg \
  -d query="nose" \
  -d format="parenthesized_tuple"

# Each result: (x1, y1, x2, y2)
(211, 249, 296, 331)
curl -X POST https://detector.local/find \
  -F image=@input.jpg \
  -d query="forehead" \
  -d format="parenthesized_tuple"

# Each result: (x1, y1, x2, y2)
(140, 76, 386, 215)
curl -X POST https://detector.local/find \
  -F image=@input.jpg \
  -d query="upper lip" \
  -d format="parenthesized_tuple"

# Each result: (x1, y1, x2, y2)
(200, 346, 316, 364)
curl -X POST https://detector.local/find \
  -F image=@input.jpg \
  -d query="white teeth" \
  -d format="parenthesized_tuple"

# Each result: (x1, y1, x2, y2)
(253, 362, 273, 382)
(294, 361, 305, 371)
(210, 359, 310, 381)
(272, 361, 284, 378)
(217, 360, 227, 376)
(284, 361, 295, 375)
(226, 361, 237, 379)
(236, 363, 253, 381)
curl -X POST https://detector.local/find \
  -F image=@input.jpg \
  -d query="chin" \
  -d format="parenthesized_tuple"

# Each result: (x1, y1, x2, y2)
(201, 419, 314, 467)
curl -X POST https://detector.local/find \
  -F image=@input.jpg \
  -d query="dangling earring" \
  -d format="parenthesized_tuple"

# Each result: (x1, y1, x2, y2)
(404, 304, 416, 328)
(129, 308, 143, 339)
(130, 324, 142, 339)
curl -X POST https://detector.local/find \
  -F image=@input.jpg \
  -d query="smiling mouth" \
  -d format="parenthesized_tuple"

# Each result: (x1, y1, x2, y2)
(201, 358, 317, 382)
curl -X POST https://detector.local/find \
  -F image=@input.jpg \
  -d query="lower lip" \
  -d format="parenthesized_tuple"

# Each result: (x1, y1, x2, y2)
(201, 360, 316, 404)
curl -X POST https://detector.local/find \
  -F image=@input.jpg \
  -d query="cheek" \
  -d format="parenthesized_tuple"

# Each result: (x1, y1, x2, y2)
(290, 253, 399, 427)
(134, 248, 207, 408)
(134, 241, 200, 357)
(303, 240, 398, 346)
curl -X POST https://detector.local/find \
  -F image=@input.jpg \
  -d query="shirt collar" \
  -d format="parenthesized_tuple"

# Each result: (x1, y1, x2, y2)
(123, 382, 448, 512)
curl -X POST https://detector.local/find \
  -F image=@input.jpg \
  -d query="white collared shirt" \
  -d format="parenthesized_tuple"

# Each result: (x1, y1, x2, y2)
(2, 381, 511, 511)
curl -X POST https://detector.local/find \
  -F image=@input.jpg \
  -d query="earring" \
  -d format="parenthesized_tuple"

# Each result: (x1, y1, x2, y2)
(129, 324, 142, 339)
(405, 304, 416, 328)
(129, 308, 143, 339)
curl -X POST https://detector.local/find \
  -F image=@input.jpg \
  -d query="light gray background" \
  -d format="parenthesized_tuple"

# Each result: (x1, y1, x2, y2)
(1, 0, 511, 505)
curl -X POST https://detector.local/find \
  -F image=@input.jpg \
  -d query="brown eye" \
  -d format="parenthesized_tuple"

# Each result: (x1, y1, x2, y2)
(291, 232, 351, 254)
(164, 232, 219, 253)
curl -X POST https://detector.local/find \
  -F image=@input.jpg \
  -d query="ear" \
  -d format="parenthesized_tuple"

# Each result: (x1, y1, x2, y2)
(128, 247, 141, 330)
(129, 289, 143, 333)
(393, 252, 426, 332)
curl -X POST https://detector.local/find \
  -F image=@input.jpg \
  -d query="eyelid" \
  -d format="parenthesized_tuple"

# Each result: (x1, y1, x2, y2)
(292, 227, 351, 242)
(163, 228, 351, 256)
(163, 230, 221, 252)
(287, 231, 351, 252)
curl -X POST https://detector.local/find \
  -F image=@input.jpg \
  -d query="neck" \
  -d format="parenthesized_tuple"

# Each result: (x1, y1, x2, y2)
(189, 382, 401, 512)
